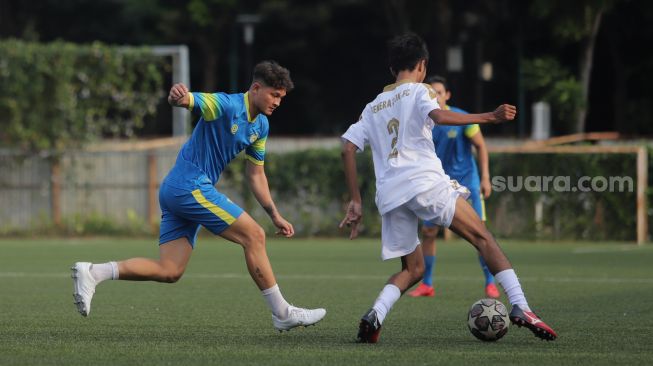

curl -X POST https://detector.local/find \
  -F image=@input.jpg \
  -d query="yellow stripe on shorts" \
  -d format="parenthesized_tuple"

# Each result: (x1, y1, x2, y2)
(191, 189, 236, 224)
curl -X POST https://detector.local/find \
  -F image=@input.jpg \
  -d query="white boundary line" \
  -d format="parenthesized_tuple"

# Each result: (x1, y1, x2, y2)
(2, 272, 652, 284)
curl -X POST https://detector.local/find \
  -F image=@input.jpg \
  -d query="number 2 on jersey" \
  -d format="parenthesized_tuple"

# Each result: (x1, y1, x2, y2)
(387, 118, 399, 159)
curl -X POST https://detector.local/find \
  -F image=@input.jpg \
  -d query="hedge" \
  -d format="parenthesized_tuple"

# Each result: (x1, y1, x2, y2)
(219, 147, 646, 241)
(0, 39, 165, 152)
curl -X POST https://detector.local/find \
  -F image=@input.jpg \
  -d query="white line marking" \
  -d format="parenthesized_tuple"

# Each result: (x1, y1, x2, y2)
(2, 272, 652, 284)
(572, 246, 646, 254)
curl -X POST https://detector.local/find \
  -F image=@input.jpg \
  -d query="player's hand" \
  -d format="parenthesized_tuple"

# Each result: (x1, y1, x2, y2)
(481, 177, 492, 199)
(339, 200, 362, 240)
(492, 104, 517, 122)
(168, 83, 189, 106)
(272, 215, 295, 238)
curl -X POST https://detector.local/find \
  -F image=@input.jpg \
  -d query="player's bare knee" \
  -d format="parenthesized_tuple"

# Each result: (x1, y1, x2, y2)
(242, 225, 266, 250)
(161, 271, 183, 283)
(471, 229, 495, 252)
(160, 265, 184, 283)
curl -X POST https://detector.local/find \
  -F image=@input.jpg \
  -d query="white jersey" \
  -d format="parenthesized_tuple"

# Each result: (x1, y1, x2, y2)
(342, 80, 451, 215)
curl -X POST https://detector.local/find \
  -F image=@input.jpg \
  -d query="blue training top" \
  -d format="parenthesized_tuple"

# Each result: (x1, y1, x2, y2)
(432, 105, 481, 189)
(166, 91, 269, 187)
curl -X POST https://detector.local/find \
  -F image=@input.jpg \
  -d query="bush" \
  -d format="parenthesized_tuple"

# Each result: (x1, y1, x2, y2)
(0, 39, 165, 152)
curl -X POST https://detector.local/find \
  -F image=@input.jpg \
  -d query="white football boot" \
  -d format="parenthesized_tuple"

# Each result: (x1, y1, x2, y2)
(71, 262, 97, 317)
(272, 305, 326, 332)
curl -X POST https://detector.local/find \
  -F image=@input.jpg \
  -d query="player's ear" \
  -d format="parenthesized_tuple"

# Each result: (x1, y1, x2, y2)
(251, 81, 261, 94)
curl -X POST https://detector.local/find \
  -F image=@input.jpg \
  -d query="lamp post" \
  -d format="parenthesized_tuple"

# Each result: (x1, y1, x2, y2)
(230, 14, 260, 92)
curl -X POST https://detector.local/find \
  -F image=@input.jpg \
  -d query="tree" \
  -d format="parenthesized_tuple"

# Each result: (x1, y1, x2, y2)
(530, 0, 615, 133)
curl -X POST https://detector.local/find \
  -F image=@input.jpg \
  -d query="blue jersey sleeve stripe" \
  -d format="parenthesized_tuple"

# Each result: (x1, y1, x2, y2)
(245, 155, 265, 165)
(249, 137, 266, 154)
(187, 93, 195, 111)
(246, 137, 266, 163)
(191, 93, 221, 121)
(464, 124, 480, 138)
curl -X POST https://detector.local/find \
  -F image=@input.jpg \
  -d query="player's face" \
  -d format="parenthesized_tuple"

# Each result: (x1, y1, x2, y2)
(430, 82, 451, 108)
(252, 83, 286, 116)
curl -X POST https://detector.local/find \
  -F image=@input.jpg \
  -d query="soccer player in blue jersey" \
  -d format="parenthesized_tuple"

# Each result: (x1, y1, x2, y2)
(408, 75, 500, 299)
(71, 61, 326, 332)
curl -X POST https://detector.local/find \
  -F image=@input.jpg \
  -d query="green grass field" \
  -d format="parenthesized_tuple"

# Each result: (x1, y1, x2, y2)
(1, 237, 652, 366)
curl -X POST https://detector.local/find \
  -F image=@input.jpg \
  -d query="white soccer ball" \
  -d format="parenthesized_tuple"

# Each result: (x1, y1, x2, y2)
(467, 298, 509, 341)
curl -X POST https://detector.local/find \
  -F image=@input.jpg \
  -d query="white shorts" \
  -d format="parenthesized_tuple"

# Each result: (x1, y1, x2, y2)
(380, 180, 470, 260)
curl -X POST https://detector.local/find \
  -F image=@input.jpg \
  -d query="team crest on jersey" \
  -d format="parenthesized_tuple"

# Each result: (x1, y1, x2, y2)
(447, 129, 458, 138)
(249, 133, 259, 143)
(231, 124, 238, 134)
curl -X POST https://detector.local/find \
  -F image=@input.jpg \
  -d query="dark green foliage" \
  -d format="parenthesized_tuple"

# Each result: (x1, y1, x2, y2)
(488, 152, 638, 240)
(0, 39, 165, 152)
(221, 148, 644, 241)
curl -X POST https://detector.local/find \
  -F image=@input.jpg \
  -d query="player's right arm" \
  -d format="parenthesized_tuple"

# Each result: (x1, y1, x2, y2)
(168, 83, 190, 108)
(339, 140, 363, 240)
(168, 83, 227, 121)
(429, 104, 516, 126)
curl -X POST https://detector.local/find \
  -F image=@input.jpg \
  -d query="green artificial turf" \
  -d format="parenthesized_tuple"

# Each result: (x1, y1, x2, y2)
(0, 237, 651, 365)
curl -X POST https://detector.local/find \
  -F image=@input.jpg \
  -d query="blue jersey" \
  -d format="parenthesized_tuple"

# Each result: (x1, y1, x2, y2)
(166, 91, 269, 187)
(432, 105, 480, 189)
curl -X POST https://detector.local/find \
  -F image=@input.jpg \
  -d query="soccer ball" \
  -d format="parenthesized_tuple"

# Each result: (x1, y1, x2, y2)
(467, 298, 509, 341)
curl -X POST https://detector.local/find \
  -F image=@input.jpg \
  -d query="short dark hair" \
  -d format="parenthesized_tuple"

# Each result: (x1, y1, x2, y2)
(252, 60, 294, 91)
(387, 33, 430, 75)
(425, 75, 448, 91)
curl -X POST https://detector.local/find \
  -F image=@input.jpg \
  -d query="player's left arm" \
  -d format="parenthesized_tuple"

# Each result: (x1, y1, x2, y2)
(468, 126, 492, 198)
(245, 161, 294, 237)
(430, 104, 516, 126)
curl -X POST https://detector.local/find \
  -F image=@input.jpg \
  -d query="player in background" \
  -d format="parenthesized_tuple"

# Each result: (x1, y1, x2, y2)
(340, 33, 557, 343)
(408, 75, 499, 299)
(71, 61, 326, 332)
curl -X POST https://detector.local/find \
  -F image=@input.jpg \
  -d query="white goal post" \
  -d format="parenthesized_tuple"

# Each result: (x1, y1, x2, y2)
(151, 45, 190, 137)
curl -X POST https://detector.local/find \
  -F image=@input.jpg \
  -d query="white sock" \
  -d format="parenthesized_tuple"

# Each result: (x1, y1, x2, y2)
(372, 284, 401, 324)
(261, 284, 290, 318)
(89, 262, 118, 283)
(495, 269, 530, 311)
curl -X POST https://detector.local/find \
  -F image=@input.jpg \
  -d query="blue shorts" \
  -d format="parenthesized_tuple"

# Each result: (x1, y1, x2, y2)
(158, 179, 244, 248)
(423, 186, 485, 227)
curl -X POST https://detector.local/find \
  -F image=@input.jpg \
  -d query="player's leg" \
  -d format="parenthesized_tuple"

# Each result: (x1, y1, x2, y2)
(116, 237, 193, 282)
(408, 223, 438, 297)
(71, 202, 197, 317)
(358, 206, 424, 343)
(185, 183, 323, 332)
(468, 189, 499, 298)
(219, 213, 276, 290)
(448, 197, 557, 340)
(219, 212, 325, 331)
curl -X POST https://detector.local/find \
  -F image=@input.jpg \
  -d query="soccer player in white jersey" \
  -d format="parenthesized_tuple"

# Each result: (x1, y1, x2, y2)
(340, 33, 557, 343)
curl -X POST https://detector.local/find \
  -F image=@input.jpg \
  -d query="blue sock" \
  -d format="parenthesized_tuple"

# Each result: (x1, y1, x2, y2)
(478, 256, 495, 285)
(423, 255, 436, 286)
